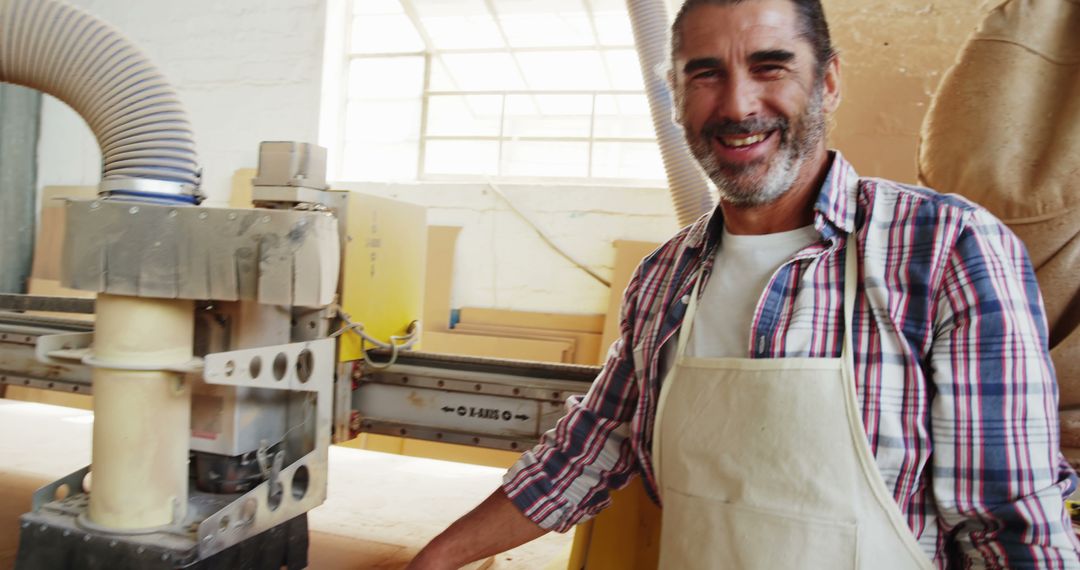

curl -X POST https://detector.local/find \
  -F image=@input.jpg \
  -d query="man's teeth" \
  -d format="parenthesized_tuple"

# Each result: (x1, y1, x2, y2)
(719, 133, 767, 148)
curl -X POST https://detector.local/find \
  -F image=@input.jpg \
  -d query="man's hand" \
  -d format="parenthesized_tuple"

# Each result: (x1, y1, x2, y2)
(406, 489, 549, 570)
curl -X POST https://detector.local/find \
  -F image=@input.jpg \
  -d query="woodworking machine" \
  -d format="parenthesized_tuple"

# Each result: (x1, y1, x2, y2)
(0, 141, 596, 569)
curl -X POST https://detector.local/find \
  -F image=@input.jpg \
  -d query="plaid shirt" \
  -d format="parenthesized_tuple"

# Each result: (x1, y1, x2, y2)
(503, 152, 1080, 568)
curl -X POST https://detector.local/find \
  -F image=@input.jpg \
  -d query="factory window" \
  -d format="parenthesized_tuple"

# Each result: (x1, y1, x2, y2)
(324, 0, 665, 183)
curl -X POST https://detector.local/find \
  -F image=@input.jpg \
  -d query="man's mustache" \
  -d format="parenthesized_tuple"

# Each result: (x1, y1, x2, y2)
(700, 117, 787, 139)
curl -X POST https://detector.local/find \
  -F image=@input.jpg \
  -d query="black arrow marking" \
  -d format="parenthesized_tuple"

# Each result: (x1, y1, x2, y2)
(514, 414, 530, 421)
(441, 406, 455, 413)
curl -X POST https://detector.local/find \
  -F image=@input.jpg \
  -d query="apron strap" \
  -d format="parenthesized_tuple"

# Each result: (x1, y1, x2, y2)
(841, 236, 858, 362)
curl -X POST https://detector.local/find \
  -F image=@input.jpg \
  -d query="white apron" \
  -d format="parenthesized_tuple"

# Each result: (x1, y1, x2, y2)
(652, 237, 934, 569)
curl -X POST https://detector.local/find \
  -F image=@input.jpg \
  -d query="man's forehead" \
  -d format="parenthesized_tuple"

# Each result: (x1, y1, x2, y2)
(674, 1, 805, 60)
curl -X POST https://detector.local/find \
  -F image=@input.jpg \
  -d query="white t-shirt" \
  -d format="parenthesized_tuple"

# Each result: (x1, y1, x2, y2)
(661, 225, 818, 368)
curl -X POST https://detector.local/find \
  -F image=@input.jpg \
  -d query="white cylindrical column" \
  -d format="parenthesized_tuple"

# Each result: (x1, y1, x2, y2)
(88, 293, 194, 530)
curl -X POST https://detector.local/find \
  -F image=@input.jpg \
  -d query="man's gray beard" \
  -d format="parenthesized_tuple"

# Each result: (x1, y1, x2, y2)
(687, 91, 826, 208)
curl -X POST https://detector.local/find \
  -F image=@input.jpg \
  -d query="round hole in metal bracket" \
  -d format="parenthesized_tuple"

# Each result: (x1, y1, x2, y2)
(295, 349, 313, 384)
(267, 481, 283, 511)
(240, 498, 257, 524)
(291, 466, 310, 501)
(308, 321, 316, 330)
(249, 356, 262, 380)
(437, 380, 444, 388)
(272, 353, 288, 382)
(399, 428, 407, 436)
(23, 380, 29, 386)
(48, 383, 54, 389)
(54, 484, 71, 501)
(218, 516, 230, 533)
(552, 392, 561, 399)
(472, 437, 480, 445)
(512, 388, 520, 396)
(474, 384, 482, 392)
(24, 336, 32, 343)
(73, 386, 79, 392)
(510, 442, 519, 450)
(401, 377, 409, 384)
(224, 360, 236, 377)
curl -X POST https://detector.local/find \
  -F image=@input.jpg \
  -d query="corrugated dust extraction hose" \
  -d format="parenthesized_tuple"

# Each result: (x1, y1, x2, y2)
(0, 0, 202, 202)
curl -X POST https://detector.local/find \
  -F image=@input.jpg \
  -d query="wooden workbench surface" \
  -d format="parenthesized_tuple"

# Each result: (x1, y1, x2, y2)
(0, 399, 571, 569)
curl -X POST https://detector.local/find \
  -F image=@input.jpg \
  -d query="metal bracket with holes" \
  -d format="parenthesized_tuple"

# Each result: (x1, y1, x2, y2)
(194, 338, 332, 559)
(31, 465, 90, 512)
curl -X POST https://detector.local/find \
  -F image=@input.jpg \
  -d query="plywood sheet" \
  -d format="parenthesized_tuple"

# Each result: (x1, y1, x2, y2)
(600, 240, 659, 361)
(422, 331, 573, 364)
(458, 308, 604, 334)
(424, 226, 462, 333)
(453, 322, 602, 366)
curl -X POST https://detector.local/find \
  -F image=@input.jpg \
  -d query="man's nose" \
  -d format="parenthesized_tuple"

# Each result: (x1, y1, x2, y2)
(716, 74, 761, 122)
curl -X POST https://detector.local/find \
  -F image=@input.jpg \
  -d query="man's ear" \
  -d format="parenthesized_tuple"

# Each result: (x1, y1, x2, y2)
(822, 55, 841, 113)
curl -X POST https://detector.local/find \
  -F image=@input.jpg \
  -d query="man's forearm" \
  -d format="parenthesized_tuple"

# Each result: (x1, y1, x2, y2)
(407, 488, 550, 570)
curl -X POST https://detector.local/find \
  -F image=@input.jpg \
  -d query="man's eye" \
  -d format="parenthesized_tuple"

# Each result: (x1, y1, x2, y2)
(754, 65, 785, 75)
(691, 70, 720, 81)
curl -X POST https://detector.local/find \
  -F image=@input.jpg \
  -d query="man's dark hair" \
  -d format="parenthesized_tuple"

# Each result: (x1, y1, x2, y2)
(671, 0, 837, 77)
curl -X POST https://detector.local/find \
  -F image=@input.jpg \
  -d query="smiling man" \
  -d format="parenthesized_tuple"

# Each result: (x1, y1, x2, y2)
(407, 1, 1080, 568)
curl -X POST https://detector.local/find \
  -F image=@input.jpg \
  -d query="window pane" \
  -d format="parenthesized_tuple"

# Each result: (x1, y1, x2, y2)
(426, 95, 503, 137)
(593, 94, 654, 138)
(604, 49, 647, 90)
(501, 141, 589, 177)
(414, 0, 503, 49)
(348, 57, 424, 98)
(504, 94, 592, 138)
(353, 0, 403, 16)
(345, 99, 421, 142)
(351, 14, 424, 54)
(515, 51, 606, 91)
(591, 141, 664, 179)
(425, 140, 499, 175)
(341, 141, 418, 181)
(592, 11, 635, 46)
(497, 14, 594, 48)
(431, 53, 525, 92)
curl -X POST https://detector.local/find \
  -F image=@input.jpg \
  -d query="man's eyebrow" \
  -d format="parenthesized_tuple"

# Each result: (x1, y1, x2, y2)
(748, 49, 796, 64)
(682, 57, 722, 75)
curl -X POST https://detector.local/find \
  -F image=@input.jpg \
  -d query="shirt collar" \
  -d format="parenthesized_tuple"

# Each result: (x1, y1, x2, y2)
(683, 150, 859, 252)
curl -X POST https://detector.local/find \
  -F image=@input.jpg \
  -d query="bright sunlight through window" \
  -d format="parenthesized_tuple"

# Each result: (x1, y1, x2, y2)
(326, 0, 666, 183)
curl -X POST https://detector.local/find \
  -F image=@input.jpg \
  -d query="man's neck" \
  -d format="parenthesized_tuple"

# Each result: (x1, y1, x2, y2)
(720, 147, 832, 236)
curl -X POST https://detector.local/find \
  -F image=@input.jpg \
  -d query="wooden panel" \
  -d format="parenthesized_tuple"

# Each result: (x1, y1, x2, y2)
(422, 331, 573, 364)
(458, 307, 604, 335)
(600, 240, 659, 360)
(453, 323, 602, 366)
(424, 226, 462, 333)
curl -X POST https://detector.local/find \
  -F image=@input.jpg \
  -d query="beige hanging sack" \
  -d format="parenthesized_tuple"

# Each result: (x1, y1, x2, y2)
(918, 0, 1080, 420)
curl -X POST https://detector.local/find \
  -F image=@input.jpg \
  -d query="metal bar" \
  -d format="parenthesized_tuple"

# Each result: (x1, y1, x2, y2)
(363, 349, 600, 381)
(0, 294, 96, 314)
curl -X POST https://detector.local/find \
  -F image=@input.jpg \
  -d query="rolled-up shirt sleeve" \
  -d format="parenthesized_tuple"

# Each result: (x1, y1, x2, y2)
(501, 266, 646, 533)
(930, 208, 1080, 568)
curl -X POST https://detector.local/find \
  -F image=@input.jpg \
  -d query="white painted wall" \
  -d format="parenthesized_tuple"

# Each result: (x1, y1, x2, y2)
(339, 181, 679, 314)
(36, 0, 327, 206)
